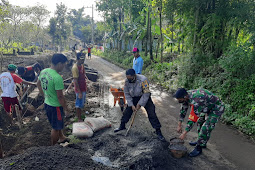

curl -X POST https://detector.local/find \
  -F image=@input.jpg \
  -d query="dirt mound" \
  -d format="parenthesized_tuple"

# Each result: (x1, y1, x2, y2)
(0, 53, 198, 169)
(0, 128, 196, 170)
(0, 145, 113, 170)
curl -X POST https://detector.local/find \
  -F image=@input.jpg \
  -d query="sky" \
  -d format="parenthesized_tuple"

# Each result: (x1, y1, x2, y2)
(8, 0, 103, 24)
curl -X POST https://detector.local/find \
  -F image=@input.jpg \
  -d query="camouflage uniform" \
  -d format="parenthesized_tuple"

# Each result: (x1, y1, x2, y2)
(179, 88, 225, 146)
(121, 74, 161, 129)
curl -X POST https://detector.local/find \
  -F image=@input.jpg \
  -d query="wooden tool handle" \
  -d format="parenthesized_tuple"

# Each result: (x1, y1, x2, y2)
(125, 110, 137, 136)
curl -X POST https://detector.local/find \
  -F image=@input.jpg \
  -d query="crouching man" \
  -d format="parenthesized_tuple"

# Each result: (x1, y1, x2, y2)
(174, 88, 225, 157)
(114, 69, 165, 141)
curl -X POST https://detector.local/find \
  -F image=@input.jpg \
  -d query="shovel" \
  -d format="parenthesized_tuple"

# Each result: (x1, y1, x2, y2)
(125, 110, 137, 136)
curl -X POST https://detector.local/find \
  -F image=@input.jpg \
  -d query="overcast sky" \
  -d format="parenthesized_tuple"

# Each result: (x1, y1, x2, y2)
(8, 0, 103, 23)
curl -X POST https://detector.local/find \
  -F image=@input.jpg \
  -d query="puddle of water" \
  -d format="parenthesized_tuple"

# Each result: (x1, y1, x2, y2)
(91, 156, 119, 168)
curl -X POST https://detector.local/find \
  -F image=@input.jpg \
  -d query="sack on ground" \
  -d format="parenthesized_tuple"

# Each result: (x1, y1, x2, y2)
(72, 122, 93, 138)
(85, 117, 111, 132)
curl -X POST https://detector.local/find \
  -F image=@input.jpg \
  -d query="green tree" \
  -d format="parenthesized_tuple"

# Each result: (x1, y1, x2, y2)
(68, 8, 90, 39)
(48, 3, 71, 51)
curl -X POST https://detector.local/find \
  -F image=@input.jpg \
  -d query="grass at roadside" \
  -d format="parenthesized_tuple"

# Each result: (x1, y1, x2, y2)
(92, 48, 255, 138)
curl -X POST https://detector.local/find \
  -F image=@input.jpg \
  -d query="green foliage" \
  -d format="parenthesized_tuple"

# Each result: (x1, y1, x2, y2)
(68, 135, 81, 144)
(92, 48, 103, 56)
(67, 124, 73, 130)
(96, 49, 133, 69)
(175, 44, 255, 136)
(48, 3, 70, 47)
(94, 0, 255, 137)
(219, 44, 255, 78)
(67, 7, 90, 39)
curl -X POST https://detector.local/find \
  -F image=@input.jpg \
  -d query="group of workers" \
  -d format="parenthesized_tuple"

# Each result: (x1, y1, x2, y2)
(0, 63, 42, 121)
(72, 43, 92, 59)
(37, 51, 89, 145)
(114, 47, 225, 157)
(0, 51, 88, 146)
(0, 46, 225, 158)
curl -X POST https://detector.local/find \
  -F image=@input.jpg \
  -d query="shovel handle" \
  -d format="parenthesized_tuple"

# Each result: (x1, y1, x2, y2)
(125, 110, 137, 136)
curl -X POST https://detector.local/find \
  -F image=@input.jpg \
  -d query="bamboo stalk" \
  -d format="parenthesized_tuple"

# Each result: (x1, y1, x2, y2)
(0, 52, 3, 73)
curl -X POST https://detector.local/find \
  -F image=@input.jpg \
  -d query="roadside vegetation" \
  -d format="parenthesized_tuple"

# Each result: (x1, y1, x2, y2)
(0, 0, 254, 136)
(95, 0, 255, 137)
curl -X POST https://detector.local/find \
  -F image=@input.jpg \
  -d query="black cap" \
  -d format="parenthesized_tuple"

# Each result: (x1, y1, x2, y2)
(174, 88, 188, 99)
(126, 69, 136, 76)
(77, 52, 85, 60)
(17, 67, 26, 75)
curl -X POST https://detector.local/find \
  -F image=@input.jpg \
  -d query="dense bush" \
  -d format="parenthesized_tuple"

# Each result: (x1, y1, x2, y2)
(176, 44, 255, 135)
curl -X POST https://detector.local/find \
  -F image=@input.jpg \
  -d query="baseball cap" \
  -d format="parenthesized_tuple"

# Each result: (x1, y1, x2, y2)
(8, 64, 17, 71)
(77, 52, 85, 60)
(133, 47, 139, 53)
(173, 88, 188, 99)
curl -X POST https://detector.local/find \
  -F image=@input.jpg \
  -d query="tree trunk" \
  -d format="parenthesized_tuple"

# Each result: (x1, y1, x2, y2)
(149, 13, 153, 60)
(119, 8, 122, 51)
(193, 3, 200, 54)
(159, 0, 163, 63)
(145, 9, 150, 57)
(182, 39, 184, 52)
(156, 38, 159, 58)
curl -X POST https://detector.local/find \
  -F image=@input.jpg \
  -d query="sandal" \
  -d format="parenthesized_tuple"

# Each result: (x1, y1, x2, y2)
(58, 138, 70, 144)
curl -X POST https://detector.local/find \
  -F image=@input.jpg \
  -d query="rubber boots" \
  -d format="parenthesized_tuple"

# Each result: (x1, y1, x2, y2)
(156, 129, 166, 141)
(189, 145, 202, 157)
(189, 141, 206, 148)
(189, 141, 197, 146)
(114, 122, 126, 133)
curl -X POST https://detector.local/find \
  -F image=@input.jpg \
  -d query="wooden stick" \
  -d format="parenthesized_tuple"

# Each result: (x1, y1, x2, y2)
(15, 104, 22, 129)
(63, 77, 73, 82)
(125, 111, 137, 136)
(20, 85, 33, 102)
(65, 81, 74, 94)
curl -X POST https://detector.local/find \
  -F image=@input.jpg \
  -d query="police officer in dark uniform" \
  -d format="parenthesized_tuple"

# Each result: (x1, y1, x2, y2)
(114, 69, 165, 141)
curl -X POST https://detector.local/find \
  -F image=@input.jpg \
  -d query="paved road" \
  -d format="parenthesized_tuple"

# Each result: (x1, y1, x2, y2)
(86, 55, 255, 170)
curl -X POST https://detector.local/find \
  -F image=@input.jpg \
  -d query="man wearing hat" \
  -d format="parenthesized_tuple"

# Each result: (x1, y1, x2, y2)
(132, 47, 143, 74)
(0, 64, 36, 122)
(114, 68, 165, 141)
(71, 52, 88, 122)
(174, 88, 225, 157)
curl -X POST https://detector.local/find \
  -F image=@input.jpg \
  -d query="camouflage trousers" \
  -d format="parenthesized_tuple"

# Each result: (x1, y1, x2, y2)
(196, 113, 220, 146)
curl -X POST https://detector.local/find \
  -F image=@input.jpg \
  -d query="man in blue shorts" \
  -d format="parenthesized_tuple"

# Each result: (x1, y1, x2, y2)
(72, 52, 88, 122)
(37, 53, 69, 145)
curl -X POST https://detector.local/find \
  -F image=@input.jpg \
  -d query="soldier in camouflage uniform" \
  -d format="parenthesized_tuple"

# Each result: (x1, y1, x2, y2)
(114, 69, 165, 141)
(174, 88, 225, 157)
